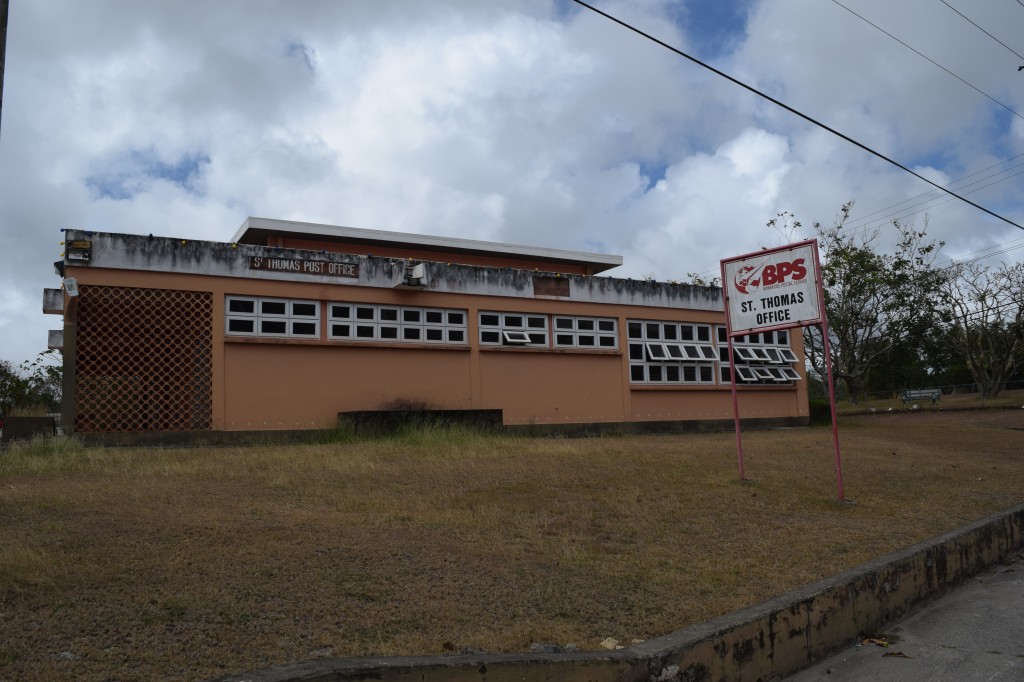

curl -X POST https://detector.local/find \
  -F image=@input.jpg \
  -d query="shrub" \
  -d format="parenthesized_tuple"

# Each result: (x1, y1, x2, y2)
(808, 399, 833, 426)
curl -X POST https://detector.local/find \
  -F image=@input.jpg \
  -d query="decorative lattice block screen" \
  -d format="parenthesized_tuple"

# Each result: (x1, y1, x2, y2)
(76, 286, 213, 432)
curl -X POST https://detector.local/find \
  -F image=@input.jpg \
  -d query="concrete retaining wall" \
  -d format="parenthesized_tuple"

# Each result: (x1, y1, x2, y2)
(0, 416, 56, 444)
(213, 503, 1024, 682)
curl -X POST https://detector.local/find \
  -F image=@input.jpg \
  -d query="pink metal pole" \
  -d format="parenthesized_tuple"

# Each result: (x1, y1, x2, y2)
(728, 338, 746, 482)
(814, 260, 845, 501)
(721, 261, 746, 482)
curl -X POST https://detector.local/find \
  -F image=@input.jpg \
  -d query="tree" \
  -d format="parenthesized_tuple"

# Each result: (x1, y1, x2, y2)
(938, 261, 1024, 398)
(797, 203, 946, 400)
(0, 359, 31, 414)
(21, 350, 63, 412)
(0, 351, 63, 415)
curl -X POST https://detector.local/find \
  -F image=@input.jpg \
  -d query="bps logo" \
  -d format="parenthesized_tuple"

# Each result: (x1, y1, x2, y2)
(733, 258, 807, 295)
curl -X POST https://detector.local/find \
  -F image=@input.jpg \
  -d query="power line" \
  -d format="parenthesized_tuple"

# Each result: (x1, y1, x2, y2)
(844, 154, 1024, 230)
(830, 0, 1024, 123)
(939, 0, 1024, 63)
(938, 236, 1024, 267)
(946, 298, 1022, 327)
(843, 164, 1024, 240)
(690, 161, 1024, 278)
(568, 0, 1024, 234)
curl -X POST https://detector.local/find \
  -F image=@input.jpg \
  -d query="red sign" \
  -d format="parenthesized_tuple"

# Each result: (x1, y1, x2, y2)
(721, 240, 823, 335)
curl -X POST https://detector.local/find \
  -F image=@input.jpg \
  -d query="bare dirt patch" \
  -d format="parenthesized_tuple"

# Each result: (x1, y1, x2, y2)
(1, 410, 1022, 680)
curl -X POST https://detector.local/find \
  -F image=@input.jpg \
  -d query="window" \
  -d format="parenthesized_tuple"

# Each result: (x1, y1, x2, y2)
(502, 331, 532, 345)
(328, 303, 467, 345)
(627, 318, 716, 385)
(777, 348, 799, 363)
(226, 296, 320, 338)
(716, 324, 802, 385)
(553, 316, 618, 349)
(777, 366, 802, 381)
(479, 312, 548, 347)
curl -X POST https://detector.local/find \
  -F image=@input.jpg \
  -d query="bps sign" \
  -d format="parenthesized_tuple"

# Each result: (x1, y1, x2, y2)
(720, 240, 823, 334)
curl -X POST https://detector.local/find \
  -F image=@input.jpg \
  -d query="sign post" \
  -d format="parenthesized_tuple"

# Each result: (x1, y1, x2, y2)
(720, 239, 845, 500)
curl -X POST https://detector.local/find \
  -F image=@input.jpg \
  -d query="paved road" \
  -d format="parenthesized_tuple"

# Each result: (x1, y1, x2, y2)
(788, 552, 1024, 681)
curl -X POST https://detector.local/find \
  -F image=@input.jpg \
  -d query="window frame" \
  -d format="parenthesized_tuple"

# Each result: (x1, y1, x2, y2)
(552, 316, 619, 350)
(715, 323, 802, 385)
(627, 318, 719, 385)
(226, 295, 320, 339)
(479, 311, 550, 348)
(327, 302, 468, 345)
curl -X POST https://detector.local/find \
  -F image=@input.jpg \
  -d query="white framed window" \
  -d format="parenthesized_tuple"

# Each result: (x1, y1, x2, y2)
(552, 316, 618, 349)
(747, 346, 772, 362)
(777, 366, 802, 381)
(226, 296, 320, 339)
(777, 348, 799, 363)
(627, 318, 717, 385)
(716, 324, 802, 385)
(732, 346, 756, 362)
(645, 342, 669, 360)
(328, 303, 467, 345)
(225, 296, 257, 336)
(479, 311, 548, 347)
(735, 366, 759, 382)
(502, 331, 532, 345)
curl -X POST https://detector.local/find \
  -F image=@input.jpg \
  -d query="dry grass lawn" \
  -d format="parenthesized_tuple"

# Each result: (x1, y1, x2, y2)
(1, 409, 1023, 681)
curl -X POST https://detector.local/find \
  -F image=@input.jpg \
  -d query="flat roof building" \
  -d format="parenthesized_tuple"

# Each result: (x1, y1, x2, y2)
(45, 218, 809, 437)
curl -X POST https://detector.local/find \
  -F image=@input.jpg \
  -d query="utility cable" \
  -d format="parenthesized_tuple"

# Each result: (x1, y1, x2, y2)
(844, 165, 1024, 240)
(940, 0, 1024, 63)
(844, 154, 1024, 230)
(830, 0, 1024, 123)
(693, 166, 1024, 277)
(945, 299, 1022, 327)
(938, 236, 1024, 267)
(568, 0, 1024, 233)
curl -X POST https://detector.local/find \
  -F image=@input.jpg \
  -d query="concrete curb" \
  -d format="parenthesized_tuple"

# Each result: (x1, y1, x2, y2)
(213, 503, 1024, 682)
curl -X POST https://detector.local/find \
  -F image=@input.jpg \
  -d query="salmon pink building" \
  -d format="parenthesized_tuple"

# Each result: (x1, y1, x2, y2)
(44, 218, 809, 437)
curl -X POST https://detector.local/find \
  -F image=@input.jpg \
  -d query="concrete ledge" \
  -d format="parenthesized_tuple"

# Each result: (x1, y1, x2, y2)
(212, 503, 1024, 682)
(506, 416, 808, 437)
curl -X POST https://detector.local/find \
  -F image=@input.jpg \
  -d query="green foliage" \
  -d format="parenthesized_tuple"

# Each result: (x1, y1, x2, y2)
(0, 360, 31, 414)
(0, 351, 63, 415)
(20, 350, 63, 412)
(774, 202, 1024, 400)
(685, 272, 722, 287)
(807, 399, 833, 426)
(795, 202, 947, 398)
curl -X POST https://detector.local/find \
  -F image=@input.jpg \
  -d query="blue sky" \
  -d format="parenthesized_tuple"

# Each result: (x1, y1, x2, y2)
(1, 0, 1022, 365)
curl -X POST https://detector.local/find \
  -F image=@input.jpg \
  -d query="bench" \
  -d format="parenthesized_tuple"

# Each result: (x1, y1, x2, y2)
(901, 388, 941, 405)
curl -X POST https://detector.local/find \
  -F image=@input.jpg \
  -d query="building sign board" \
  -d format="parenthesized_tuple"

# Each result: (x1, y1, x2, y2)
(248, 256, 359, 278)
(720, 241, 822, 335)
(720, 238, 845, 501)
(533, 276, 571, 297)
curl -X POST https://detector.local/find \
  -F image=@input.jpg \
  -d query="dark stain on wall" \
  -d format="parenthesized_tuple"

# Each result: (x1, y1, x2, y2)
(67, 230, 725, 309)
